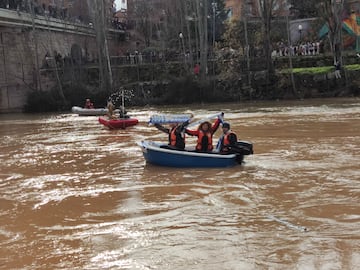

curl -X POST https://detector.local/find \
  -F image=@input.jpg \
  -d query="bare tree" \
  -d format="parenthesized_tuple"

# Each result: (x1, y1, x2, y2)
(317, 0, 344, 64)
(256, 0, 293, 94)
(87, 0, 113, 92)
(132, 0, 213, 80)
(27, 0, 42, 91)
(44, 16, 66, 103)
(257, 0, 277, 75)
(194, 0, 209, 79)
(242, 1, 251, 86)
(134, 0, 153, 47)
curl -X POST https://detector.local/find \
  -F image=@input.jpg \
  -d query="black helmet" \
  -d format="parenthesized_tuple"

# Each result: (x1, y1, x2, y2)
(222, 122, 230, 129)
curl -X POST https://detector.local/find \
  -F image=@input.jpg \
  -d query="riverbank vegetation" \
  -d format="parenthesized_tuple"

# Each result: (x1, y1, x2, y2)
(24, 62, 360, 113)
(280, 64, 360, 74)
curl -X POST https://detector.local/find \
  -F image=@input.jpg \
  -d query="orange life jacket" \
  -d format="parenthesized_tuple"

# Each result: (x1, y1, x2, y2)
(169, 127, 178, 146)
(196, 131, 213, 151)
(222, 131, 235, 152)
(169, 126, 185, 148)
(223, 132, 234, 146)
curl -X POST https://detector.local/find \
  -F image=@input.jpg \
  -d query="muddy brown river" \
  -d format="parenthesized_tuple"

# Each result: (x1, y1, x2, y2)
(0, 98, 359, 269)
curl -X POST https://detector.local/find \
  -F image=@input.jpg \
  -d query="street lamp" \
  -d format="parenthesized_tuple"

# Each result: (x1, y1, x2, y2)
(298, 24, 303, 42)
(179, 32, 186, 64)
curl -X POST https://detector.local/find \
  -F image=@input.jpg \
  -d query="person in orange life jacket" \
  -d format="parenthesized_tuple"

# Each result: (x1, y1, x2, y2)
(218, 122, 238, 153)
(154, 121, 188, 150)
(185, 116, 222, 152)
(84, 98, 94, 109)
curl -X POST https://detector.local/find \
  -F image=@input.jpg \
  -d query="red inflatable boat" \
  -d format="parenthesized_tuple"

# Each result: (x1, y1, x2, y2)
(98, 117, 139, 129)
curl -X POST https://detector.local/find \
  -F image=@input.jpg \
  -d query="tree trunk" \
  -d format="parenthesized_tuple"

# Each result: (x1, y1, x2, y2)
(243, 5, 251, 86)
(195, 0, 208, 80)
(27, 0, 41, 91)
(87, 0, 113, 93)
(184, 1, 194, 68)
(45, 16, 66, 103)
(258, 0, 275, 92)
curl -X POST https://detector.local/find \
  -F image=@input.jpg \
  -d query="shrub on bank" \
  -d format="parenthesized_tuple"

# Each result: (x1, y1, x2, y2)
(24, 84, 110, 113)
(24, 89, 65, 113)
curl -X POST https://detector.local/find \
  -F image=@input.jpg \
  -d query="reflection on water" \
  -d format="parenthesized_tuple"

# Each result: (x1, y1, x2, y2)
(0, 98, 359, 269)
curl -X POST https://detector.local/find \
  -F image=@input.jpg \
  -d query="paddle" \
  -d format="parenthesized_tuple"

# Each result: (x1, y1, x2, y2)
(267, 215, 308, 232)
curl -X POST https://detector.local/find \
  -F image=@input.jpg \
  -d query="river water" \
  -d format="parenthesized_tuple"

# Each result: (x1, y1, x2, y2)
(0, 98, 359, 270)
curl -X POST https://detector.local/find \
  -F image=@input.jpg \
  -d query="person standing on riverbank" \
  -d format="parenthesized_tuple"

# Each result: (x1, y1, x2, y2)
(334, 60, 341, 79)
(194, 63, 200, 77)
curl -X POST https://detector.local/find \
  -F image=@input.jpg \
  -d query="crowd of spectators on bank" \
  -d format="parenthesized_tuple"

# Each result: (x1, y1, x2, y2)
(112, 50, 168, 65)
(111, 49, 215, 66)
(1, 0, 69, 19)
(272, 41, 325, 57)
(112, 17, 127, 31)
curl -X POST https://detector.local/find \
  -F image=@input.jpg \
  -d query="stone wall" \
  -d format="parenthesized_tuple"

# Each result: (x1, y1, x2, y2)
(0, 8, 124, 112)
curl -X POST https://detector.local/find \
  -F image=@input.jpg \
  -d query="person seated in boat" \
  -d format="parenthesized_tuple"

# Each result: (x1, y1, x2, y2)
(84, 98, 94, 109)
(217, 122, 238, 153)
(118, 106, 129, 119)
(154, 121, 188, 150)
(107, 101, 117, 119)
(185, 116, 222, 152)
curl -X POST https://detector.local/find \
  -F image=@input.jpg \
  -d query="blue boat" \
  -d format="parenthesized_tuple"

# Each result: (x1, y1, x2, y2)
(138, 140, 253, 168)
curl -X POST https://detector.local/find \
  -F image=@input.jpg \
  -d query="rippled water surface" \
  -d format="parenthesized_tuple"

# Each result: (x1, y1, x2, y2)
(0, 98, 359, 269)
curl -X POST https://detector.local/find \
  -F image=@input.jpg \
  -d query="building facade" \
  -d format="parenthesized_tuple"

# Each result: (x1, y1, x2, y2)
(225, 0, 290, 20)
(225, 0, 259, 19)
